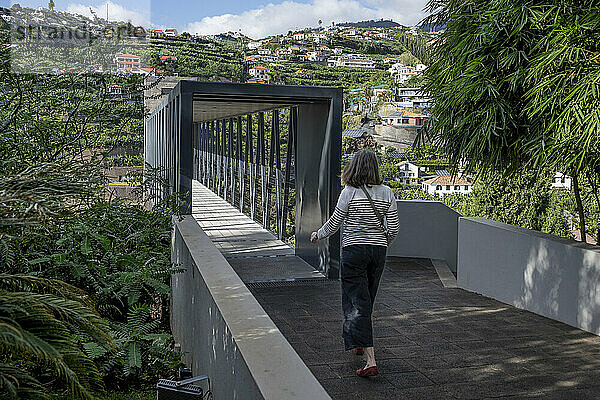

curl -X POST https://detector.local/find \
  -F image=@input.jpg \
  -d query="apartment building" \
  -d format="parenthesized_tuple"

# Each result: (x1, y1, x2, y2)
(113, 53, 140, 73)
(328, 54, 374, 69)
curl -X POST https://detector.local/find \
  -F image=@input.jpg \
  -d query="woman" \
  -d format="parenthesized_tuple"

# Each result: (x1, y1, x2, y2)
(311, 150, 399, 377)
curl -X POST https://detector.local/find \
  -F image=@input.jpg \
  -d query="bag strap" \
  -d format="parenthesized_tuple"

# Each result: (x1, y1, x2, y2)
(360, 185, 387, 233)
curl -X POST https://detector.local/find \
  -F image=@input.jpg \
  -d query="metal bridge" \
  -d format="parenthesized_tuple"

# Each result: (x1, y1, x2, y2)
(144, 81, 343, 278)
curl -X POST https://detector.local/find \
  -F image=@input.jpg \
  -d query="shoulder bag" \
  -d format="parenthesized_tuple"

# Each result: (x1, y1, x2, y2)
(360, 185, 393, 244)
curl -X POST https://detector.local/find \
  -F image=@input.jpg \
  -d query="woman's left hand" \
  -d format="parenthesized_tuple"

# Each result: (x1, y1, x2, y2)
(310, 232, 318, 243)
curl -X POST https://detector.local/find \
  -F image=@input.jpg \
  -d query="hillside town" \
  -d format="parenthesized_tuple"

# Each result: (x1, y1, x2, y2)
(2, 1, 600, 399)
(0, 4, 580, 203)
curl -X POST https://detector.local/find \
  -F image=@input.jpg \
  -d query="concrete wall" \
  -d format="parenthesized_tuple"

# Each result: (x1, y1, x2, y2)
(387, 200, 461, 273)
(458, 217, 600, 335)
(373, 124, 417, 149)
(171, 216, 331, 400)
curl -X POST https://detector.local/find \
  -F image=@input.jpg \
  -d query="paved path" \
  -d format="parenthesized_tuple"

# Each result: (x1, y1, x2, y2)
(249, 258, 600, 399)
(193, 180, 600, 399)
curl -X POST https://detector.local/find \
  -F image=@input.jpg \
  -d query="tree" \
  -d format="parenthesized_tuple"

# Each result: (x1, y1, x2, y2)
(0, 41, 181, 395)
(467, 170, 568, 235)
(524, 2, 600, 243)
(421, 0, 600, 242)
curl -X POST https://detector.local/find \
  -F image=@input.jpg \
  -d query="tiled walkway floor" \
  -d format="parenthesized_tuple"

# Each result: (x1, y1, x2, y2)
(249, 259, 600, 399)
(192, 180, 600, 399)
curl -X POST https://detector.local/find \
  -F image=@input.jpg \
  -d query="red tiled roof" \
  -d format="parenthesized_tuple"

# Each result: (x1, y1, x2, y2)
(140, 68, 164, 73)
(423, 176, 471, 185)
(402, 111, 430, 118)
(384, 110, 431, 119)
(571, 230, 597, 244)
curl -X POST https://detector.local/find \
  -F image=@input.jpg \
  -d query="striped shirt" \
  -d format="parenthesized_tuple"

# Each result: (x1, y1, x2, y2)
(317, 184, 400, 248)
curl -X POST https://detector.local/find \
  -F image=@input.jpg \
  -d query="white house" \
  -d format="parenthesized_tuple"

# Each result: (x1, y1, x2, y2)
(292, 32, 307, 41)
(307, 51, 328, 62)
(276, 48, 292, 56)
(113, 53, 141, 73)
(248, 65, 270, 82)
(257, 48, 272, 55)
(552, 172, 572, 190)
(422, 176, 473, 195)
(247, 41, 262, 49)
(108, 84, 122, 95)
(311, 32, 329, 44)
(395, 87, 432, 108)
(395, 161, 421, 185)
(164, 28, 178, 37)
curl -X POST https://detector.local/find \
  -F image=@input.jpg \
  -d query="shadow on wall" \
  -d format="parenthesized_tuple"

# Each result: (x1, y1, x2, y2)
(519, 238, 600, 335)
(578, 251, 600, 334)
(518, 241, 563, 321)
(458, 217, 600, 336)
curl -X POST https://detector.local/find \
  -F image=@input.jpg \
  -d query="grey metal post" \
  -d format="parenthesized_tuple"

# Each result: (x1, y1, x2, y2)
(178, 92, 194, 214)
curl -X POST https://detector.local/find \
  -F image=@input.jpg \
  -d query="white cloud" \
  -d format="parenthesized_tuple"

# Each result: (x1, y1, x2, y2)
(66, 0, 151, 27)
(186, 0, 428, 39)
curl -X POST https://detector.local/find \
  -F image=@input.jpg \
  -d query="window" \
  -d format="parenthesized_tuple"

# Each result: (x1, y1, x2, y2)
(446, 185, 451, 190)
(402, 118, 410, 124)
(436, 185, 442, 190)
(464, 185, 469, 190)
(454, 185, 460, 190)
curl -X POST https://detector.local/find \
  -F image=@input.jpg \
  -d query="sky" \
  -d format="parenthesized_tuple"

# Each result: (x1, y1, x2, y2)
(5, 0, 430, 39)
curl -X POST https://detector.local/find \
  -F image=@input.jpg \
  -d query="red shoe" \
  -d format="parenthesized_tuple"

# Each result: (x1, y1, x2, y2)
(357, 365, 378, 377)
(353, 347, 364, 355)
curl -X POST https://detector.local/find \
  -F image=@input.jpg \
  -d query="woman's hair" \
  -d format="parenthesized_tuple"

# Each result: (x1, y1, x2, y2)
(341, 150, 382, 188)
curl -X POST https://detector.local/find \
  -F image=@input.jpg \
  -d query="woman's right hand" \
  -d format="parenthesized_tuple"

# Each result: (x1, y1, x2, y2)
(310, 232, 318, 243)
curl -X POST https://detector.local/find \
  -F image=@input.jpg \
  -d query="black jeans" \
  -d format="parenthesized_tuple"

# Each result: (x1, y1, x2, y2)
(340, 244, 387, 351)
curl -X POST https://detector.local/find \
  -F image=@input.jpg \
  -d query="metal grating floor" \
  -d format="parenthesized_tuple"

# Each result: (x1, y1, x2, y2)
(245, 277, 338, 289)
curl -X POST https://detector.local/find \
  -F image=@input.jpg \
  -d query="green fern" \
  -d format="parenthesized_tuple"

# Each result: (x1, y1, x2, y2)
(0, 275, 112, 399)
